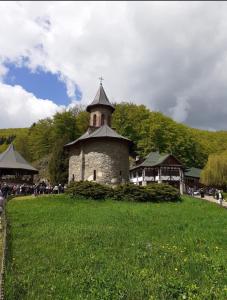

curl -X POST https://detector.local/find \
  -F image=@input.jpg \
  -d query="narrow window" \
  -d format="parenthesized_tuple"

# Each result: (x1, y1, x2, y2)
(101, 114, 105, 125)
(108, 115, 111, 126)
(72, 174, 75, 182)
(93, 170, 96, 181)
(93, 114, 97, 126)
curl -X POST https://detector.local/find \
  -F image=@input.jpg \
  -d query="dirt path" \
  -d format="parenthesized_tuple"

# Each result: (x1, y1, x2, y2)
(195, 195, 227, 209)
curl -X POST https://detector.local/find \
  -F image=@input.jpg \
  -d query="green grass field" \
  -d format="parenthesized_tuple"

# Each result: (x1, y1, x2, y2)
(4, 195, 227, 300)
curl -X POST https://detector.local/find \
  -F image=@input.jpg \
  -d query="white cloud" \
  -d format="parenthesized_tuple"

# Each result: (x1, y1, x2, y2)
(0, 83, 64, 128)
(1, 2, 227, 129)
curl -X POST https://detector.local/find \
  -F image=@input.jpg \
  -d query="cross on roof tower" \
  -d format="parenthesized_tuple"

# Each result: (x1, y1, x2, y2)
(99, 76, 104, 85)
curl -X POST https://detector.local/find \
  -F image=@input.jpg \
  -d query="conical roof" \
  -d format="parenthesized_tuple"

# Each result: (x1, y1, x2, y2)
(0, 144, 38, 173)
(86, 84, 115, 112)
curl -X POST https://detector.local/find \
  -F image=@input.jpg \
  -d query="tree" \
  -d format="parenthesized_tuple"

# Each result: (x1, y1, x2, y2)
(14, 132, 32, 162)
(48, 138, 69, 185)
(28, 118, 54, 161)
(200, 151, 227, 188)
(52, 110, 77, 142)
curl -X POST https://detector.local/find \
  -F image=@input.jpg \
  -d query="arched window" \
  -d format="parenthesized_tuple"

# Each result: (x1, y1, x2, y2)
(93, 114, 97, 126)
(101, 114, 105, 125)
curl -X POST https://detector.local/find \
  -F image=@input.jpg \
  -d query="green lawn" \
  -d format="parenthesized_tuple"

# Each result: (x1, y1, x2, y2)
(4, 195, 227, 300)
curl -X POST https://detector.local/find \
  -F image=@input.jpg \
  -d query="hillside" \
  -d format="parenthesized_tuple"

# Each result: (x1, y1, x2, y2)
(0, 128, 29, 153)
(1, 103, 227, 183)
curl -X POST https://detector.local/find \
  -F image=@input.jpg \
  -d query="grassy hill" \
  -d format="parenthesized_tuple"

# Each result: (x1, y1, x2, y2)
(0, 128, 28, 153)
(5, 195, 227, 299)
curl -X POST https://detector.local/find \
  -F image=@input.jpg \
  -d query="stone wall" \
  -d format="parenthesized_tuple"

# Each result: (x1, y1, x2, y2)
(68, 138, 129, 185)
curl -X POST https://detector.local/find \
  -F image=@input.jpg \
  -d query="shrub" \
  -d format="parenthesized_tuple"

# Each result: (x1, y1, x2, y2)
(145, 183, 181, 202)
(112, 183, 181, 202)
(65, 181, 113, 200)
(112, 183, 151, 202)
(66, 181, 181, 202)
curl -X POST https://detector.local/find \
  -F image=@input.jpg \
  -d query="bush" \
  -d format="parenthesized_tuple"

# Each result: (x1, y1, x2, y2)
(66, 181, 181, 203)
(65, 181, 113, 200)
(145, 183, 181, 202)
(112, 183, 151, 202)
(112, 183, 181, 202)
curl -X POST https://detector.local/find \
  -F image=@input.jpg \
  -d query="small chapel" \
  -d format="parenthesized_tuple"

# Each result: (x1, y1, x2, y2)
(65, 82, 132, 185)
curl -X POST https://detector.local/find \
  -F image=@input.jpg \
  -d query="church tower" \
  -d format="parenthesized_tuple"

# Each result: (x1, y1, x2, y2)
(65, 82, 132, 185)
(87, 81, 115, 128)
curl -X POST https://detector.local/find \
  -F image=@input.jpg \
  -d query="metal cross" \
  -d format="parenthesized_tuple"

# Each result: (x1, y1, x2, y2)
(99, 76, 104, 85)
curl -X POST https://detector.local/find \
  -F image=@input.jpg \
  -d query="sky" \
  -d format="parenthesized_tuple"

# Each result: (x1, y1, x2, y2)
(1, 1, 227, 130)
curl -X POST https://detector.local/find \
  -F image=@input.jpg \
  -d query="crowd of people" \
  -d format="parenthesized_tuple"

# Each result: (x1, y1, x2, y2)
(0, 182, 67, 198)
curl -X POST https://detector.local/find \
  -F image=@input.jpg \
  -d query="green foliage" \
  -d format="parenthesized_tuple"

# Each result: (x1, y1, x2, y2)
(112, 183, 151, 202)
(113, 104, 208, 168)
(2, 102, 227, 178)
(145, 183, 181, 202)
(65, 181, 113, 200)
(52, 110, 78, 142)
(48, 138, 69, 185)
(66, 181, 180, 203)
(28, 118, 54, 161)
(76, 111, 89, 134)
(5, 195, 227, 300)
(112, 183, 181, 202)
(0, 128, 29, 155)
(200, 151, 227, 187)
(112, 102, 150, 144)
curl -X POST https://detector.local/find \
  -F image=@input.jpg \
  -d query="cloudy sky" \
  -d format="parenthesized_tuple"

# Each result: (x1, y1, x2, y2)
(1, 1, 227, 130)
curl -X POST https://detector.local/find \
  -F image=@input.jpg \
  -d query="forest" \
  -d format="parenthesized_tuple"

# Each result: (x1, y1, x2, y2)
(1, 102, 227, 185)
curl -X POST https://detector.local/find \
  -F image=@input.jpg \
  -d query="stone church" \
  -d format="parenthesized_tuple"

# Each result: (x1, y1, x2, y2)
(65, 83, 132, 185)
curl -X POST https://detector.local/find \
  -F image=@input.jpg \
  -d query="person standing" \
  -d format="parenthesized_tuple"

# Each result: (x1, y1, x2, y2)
(200, 188, 205, 198)
(218, 190, 224, 206)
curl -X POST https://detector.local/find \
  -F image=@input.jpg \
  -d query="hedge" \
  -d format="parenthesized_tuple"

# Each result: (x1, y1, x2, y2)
(65, 181, 113, 200)
(66, 181, 181, 202)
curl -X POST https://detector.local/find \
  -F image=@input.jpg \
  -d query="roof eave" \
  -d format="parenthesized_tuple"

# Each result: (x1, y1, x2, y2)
(86, 103, 115, 113)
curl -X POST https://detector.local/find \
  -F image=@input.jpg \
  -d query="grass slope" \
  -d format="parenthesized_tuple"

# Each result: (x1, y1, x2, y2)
(5, 195, 227, 300)
(0, 128, 28, 153)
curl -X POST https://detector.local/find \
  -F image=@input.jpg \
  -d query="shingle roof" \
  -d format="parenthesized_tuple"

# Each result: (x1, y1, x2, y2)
(86, 84, 115, 112)
(185, 167, 202, 178)
(0, 144, 38, 173)
(65, 125, 131, 147)
(130, 151, 183, 170)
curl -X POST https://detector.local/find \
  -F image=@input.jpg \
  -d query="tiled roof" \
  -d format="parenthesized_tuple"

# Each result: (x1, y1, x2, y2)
(65, 125, 131, 147)
(130, 151, 183, 170)
(0, 144, 38, 173)
(86, 84, 115, 112)
(185, 167, 202, 178)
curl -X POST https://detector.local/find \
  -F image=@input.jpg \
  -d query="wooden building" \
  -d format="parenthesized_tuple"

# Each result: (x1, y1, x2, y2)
(129, 151, 185, 194)
(184, 167, 202, 191)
